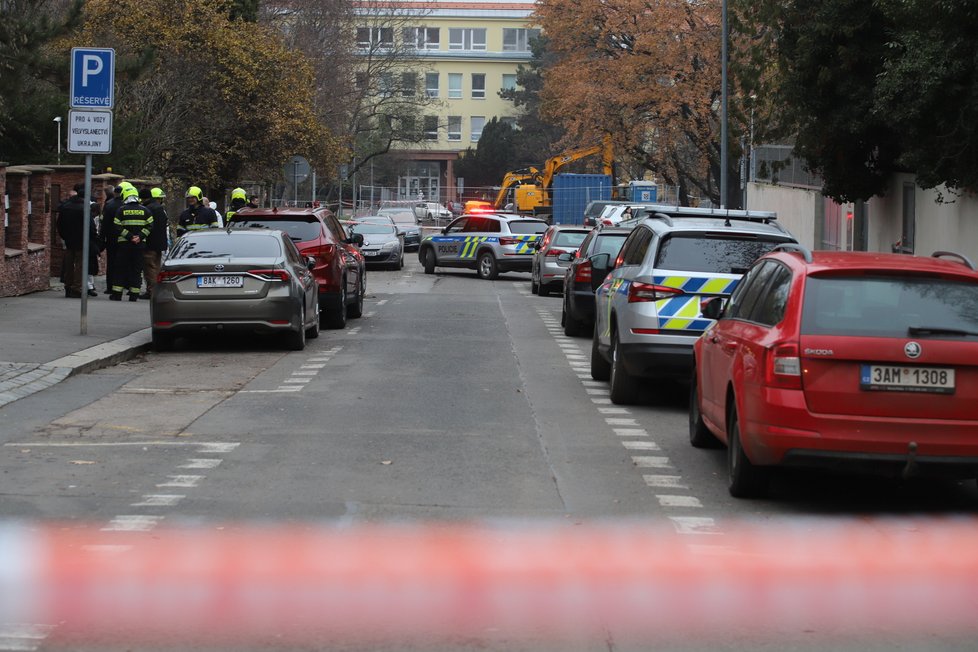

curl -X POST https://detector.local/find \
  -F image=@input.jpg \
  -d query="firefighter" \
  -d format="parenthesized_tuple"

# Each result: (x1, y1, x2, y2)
(111, 185, 154, 301)
(139, 187, 169, 299)
(226, 187, 248, 222)
(100, 184, 125, 294)
(177, 186, 219, 235)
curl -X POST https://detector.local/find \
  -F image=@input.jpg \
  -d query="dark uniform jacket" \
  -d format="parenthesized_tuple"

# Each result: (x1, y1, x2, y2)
(114, 201, 154, 246)
(143, 199, 169, 252)
(56, 196, 98, 250)
(101, 196, 122, 249)
(177, 204, 220, 234)
(225, 198, 248, 222)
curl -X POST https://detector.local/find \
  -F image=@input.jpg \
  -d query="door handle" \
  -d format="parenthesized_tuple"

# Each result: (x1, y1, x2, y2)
(710, 335, 719, 344)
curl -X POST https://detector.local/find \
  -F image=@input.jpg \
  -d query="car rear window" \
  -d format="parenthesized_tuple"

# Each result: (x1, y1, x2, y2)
(229, 218, 322, 242)
(655, 234, 787, 274)
(350, 224, 396, 235)
(801, 275, 978, 338)
(592, 233, 628, 257)
(552, 231, 588, 248)
(171, 234, 281, 259)
(509, 221, 548, 235)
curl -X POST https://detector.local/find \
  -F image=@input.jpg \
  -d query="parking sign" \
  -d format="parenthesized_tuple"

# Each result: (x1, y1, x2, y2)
(70, 48, 115, 109)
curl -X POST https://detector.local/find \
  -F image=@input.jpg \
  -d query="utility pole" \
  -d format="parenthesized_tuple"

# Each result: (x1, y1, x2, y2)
(720, 0, 729, 209)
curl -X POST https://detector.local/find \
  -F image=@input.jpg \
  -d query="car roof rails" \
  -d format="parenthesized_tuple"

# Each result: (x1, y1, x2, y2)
(932, 251, 976, 271)
(650, 212, 674, 226)
(638, 203, 785, 230)
(772, 243, 813, 263)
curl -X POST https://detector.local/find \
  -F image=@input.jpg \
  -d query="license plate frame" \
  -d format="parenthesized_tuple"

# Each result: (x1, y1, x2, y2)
(197, 275, 244, 289)
(859, 364, 955, 395)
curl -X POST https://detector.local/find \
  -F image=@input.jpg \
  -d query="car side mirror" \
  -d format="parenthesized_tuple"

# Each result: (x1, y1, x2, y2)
(305, 256, 316, 270)
(556, 252, 573, 263)
(346, 233, 364, 247)
(700, 297, 727, 321)
(589, 253, 612, 291)
(442, 226, 450, 235)
(534, 241, 543, 250)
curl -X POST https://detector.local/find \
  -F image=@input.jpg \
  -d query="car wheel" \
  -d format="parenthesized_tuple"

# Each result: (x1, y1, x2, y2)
(689, 369, 720, 448)
(609, 328, 640, 404)
(287, 305, 307, 351)
(477, 251, 499, 280)
(347, 278, 364, 319)
(422, 247, 436, 274)
(538, 281, 552, 297)
(152, 330, 173, 352)
(590, 325, 611, 381)
(530, 270, 539, 294)
(727, 408, 770, 498)
(563, 298, 582, 337)
(325, 284, 348, 329)
(306, 302, 320, 339)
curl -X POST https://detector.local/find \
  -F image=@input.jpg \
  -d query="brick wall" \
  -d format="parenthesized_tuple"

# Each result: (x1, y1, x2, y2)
(1, 167, 52, 297)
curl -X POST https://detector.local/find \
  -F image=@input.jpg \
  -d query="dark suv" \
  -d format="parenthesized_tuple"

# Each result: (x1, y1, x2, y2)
(228, 208, 365, 329)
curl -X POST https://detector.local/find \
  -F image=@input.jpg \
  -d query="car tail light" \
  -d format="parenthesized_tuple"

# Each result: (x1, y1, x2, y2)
(574, 261, 592, 283)
(249, 269, 290, 282)
(627, 282, 684, 303)
(765, 342, 803, 390)
(601, 219, 614, 226)
(499, 237, 521, 246)
(157, 270, 190, 283)
(546, 248, 569, 257)
(305, 244, 334, 261)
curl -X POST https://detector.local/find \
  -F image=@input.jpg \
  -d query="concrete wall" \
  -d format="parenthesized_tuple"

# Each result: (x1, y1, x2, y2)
(746, 182, 820, 249)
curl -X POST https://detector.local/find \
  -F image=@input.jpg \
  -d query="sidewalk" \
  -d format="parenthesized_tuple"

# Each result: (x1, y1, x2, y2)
(0, 278, 152, 409)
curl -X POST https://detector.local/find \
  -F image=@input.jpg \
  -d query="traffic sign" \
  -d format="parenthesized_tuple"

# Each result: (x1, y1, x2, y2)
(67, 110, 113, 154)
(70, 48, 115, 109)
(285, 155, 310, 184)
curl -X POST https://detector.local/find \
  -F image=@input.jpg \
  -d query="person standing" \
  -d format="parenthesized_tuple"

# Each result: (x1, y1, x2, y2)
(246, 194, 260, 209)
(177, 186, 219, 235)
(56, 183, 96, 298)
(225, 187, 248, 222)
(111, 185, 153, 301)
(100, 184, 127, 294)
(139, 187, 168, 299)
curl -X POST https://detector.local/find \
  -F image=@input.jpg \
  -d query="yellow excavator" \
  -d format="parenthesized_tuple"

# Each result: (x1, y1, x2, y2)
(492, 136, 615, 215)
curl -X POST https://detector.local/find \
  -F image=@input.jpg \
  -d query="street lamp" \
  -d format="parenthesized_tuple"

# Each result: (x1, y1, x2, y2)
(53, 116, 62, 165)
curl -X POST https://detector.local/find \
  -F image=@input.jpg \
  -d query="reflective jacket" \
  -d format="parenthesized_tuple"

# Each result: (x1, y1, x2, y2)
(177, 204, 220, 234)
(114, 201, 154, 245)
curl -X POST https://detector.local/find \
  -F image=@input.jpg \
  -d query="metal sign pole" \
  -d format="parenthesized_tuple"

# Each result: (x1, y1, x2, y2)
(80, 154, 92, 335)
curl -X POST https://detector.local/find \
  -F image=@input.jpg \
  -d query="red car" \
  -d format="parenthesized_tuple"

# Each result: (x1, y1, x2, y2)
(228, 208, 365, 329)
(690, 245, 978, 497)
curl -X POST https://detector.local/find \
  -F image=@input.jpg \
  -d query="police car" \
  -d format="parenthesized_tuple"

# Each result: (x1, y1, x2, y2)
(418, 213, 548, 279)
(590, 206, 797, 404)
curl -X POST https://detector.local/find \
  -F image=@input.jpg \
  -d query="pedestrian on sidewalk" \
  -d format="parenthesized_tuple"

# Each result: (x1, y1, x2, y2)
(100, 184, 125, 294)
(139, 187, 168, 299)
(56, 183, 96, 299)
(110, 185, 154, 302)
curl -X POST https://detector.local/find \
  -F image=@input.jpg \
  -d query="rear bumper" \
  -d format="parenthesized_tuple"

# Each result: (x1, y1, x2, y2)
(151, 295, 298, 333)
(540, 260, 570, 287)
(362, 249, 401, 266)
(618, 341, 694, 380)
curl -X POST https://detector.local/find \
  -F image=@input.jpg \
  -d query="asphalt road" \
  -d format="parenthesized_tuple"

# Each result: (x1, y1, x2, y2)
(1, 257, 976, 651)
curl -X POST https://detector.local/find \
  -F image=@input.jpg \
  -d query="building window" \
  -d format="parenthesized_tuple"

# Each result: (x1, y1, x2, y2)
(402, 26, 439, 49)
(355, 72, 368, 92)
(448, 73, 462, 99)
(357, 27, 393, 49)
(424, 116, 439, 140)
(501, 74, 517, 91)
(447, 116, 461, 141)
(471, 73, 486, 99)
(425, 72, 439, 98)
(470, 116, 485, 142)
(449, 28, 486, 51)
(502, 28, 539, 52)
(378, 72, 394, 96)
(401, 72, 417, 97)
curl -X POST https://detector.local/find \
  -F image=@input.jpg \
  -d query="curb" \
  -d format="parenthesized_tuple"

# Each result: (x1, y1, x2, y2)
(0, 328, 153, 410)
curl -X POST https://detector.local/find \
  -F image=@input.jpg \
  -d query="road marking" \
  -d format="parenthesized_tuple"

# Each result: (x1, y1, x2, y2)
(197, 443, 239, 453)
(0, 623, 55, 651)
(282, 378, 311, 384)
(598, 407, 629, 414)
(131, 494, 184, 507)
(643, 475, 688, 489)
(669, 516, 720, 535)
(241, 387, 302, 394)
(305, 358, 332, 363)
(179, 458, 222, 469)
(301, 364, 326, 369)
(656, 495, 703, 508)
(274, 386, 304, 392)
(101, 515, 163, 532)
(604, 417, 638, 426)
(581, 380, 604, 387)
(365, 312, 376, 318)
(156, 475, 204, 488)
(591, 398, 612, 404)
(622, 440, 660, 450)
(376, 299, 388, 306)
(614, 428, 649, 437)
(291, 370, 319, 376)
(631, 456, 671, 468)
(3, 441, 240, 452)
(585, 388, 610, 395)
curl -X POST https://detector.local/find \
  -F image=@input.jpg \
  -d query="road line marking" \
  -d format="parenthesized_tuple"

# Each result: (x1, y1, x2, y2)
(643, 475, 688, 489)
(101, 515, 163, 532)
(156, 475, 204, 488)
(623, 440, 661, 450)
(584, 388, 610, 395)
(291, 370, 319, 376)
(581, 380, 604, 386)
(274, 386, 304, 392)
(305, 358, 332, 363)
(669, 516, 720, 535)
(376, 299, 388, 306)
(591, 398, 612, 404)
(179, 458, 222, 469)
(282, 378, 311, 384)
(3, 441, 240, 451)
(301, 364, 326, 369)
(131, 494, 184, 507)
(240, 387, 302, 393)
(598, 407, 630, 414)
(632, 456, 672, 468)
(330, 346, 344, 351)
(576, 374, 590, 379)
(604, 417, 638, 426)
(365, 312, 376, 318)
(614, 428, 649, 437)
(197, 443, 239, 453)
(656, 495, 703, 508)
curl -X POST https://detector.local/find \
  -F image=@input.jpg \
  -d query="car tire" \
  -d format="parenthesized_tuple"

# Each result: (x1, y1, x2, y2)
(306, 303, 320, 339)
(590, 326, 611, 381)
(727, 408, 770, 498)
(563, 298, 582, 337)
(689, 370, 720, 448)
(287, 305, 307, 351)
(477, 251, 499, 280)
(325, 284, 348, 330)
(151, 330, 173, 352)
(538, 281, 552, 297)
(609, 328, 640, 404)
(347, 278, 364, 319)
(530, 272, 539, 295)
(422, 247, 436, 275)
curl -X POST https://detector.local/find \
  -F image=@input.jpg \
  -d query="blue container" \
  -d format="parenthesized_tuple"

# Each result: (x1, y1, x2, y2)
(551, 173, 612, 224)
(628, 180, 658, 203)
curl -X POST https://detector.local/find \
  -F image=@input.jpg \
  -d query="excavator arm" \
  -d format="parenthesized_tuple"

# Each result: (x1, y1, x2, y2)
(493, 168, 539, 209)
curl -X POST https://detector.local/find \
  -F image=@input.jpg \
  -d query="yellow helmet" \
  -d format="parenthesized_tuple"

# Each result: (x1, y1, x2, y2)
(185, 186, 204, 201)
(231, 187, 247, 201)
(151, 187, 165, 199)
(121, 186, 139, 201)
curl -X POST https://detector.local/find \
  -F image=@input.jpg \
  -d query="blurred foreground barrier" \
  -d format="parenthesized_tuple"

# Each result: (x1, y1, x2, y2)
(2, 519, 978, 645)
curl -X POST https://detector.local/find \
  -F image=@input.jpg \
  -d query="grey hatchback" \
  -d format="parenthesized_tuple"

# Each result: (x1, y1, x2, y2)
(150, 229, 320, 351)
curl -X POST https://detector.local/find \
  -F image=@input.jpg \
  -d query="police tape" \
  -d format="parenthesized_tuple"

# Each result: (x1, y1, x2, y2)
(2, 519, 977, 645)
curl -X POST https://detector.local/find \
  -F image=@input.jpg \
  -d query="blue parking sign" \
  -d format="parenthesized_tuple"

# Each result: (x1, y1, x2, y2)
(70, 48, 115, 109)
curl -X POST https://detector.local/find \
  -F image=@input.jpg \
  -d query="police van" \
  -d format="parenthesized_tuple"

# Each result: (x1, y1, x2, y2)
(419, 213, 548, 280)
(589, 206, 797, 404)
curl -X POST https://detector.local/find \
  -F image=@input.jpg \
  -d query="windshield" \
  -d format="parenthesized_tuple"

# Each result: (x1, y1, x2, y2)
(553, 231, 589, 248)
(229, 218, 321, 242)
(351, 224, 396, 235)
(170, 234, 281, 259)
(508, 221, 548, 235)
(592, 233, 628, 257)
(801, 275, 978, 338)
(655, 234, 787, 274)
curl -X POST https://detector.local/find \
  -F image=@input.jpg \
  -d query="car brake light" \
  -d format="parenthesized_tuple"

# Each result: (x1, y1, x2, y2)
(627, 282, 684, 303)
(545, 248, 569, 257)
(157, 270, 190, 283)
(499, 237, 521, 246)
(304, 244, 333, 262)
(765, 342, 803, 390)
(574, 260, 592, 283)
(248, 269, 290, 282)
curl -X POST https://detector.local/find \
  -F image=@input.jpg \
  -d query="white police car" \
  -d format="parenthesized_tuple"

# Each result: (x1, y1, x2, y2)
(418, 213, 548, 279)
